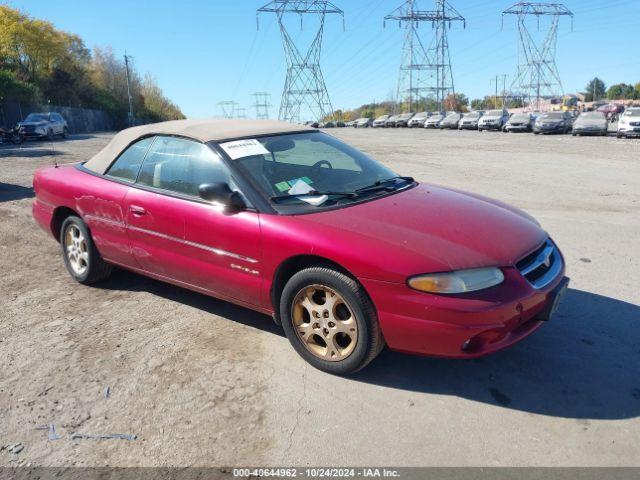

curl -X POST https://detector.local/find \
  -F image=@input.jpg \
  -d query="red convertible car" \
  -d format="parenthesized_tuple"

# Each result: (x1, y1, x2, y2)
(32, 119, 568, 374)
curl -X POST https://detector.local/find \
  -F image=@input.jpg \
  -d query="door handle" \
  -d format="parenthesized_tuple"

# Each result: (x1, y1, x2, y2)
(129, 205, 146, 216)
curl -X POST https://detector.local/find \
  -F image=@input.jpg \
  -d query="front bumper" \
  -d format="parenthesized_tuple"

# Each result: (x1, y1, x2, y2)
(506, 124, 530, 132)
(573, 126, 607, 135)
(533, 124, 566, 134)
(618, 125, 640, 137)
(458, 123, 478, 130)
(361, 263, 567, 359)
(479, 122, 501, 130)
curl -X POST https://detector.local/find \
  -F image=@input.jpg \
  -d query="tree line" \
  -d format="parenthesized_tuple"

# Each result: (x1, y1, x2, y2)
(0, 6, 184, 127)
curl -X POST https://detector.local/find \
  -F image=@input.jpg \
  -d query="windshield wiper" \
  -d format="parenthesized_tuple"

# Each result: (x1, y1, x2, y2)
(270, 190, 357, 203)
(355, 176, 414, 194)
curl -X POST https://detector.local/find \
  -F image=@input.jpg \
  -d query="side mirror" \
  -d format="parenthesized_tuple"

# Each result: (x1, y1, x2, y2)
(198, 182, 246, 210)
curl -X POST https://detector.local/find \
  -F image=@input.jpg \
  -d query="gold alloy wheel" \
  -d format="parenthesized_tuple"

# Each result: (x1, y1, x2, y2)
(292, 285, 358, 361)
(64, 224, 89, 276)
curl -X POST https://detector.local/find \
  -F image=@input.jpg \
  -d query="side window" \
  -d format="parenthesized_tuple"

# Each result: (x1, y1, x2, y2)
(136, 136, 228, 197)
(106, 137, 155, 183)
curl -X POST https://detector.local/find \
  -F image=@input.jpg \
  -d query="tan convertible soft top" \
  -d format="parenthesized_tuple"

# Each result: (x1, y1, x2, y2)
(83, 118, 314, 174)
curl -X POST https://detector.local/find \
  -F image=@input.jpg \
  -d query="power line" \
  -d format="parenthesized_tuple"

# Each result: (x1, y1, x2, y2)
(502, 2, 574, 111)
(252, 92, 273, 119)
(257, 1, 344, 123)
(385, 0, 466, 112)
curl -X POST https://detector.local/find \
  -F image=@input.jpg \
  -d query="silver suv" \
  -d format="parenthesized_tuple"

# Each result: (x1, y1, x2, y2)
(18, 112, 69, 140)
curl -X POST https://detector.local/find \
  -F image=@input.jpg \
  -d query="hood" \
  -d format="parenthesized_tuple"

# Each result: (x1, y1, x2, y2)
(278, 184, 546, 283)
(575, 118, 607, 127)
(19, 121, 47, 127)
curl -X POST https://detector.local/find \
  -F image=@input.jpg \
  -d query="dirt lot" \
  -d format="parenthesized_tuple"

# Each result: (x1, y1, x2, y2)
(1, 129, 639, 467)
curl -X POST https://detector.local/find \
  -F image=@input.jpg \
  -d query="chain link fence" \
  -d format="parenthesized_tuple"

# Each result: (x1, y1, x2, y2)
(1, 101, 114, 133)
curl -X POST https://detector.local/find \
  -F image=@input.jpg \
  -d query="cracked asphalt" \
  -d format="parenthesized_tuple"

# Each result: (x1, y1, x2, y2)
(1, 128, 639, 466)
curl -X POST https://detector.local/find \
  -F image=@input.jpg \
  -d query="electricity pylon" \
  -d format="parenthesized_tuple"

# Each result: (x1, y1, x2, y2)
(252, 92, 273, 120)
(502, 2, 573, 111)
(257, 1, 343, 123)
(217, 101, 239, 119)
(236, 108, 248, 119)
(385, 0, 465, 112)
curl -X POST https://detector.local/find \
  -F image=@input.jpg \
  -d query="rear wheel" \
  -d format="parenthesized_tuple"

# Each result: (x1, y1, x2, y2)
(280, 267, 384, 375)
(60, 216, 112, 284)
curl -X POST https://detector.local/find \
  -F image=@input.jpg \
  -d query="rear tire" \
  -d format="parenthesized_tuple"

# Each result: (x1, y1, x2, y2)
(280, 267, 384, 375)
(60, 216, 112, 285)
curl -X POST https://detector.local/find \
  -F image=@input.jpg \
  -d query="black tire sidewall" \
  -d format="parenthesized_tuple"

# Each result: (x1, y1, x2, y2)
(60, 216, 93, 283)
(280, 268, 377, 375)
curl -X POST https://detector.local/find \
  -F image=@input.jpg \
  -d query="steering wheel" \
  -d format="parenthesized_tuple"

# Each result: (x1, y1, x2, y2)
(311, 160, 333, 171)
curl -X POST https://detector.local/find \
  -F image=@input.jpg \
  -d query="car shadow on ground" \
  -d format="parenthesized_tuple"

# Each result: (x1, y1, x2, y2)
(0, 145, 67, 158)
(0, 182, 34, 202)
(100, 268, 284, 337)
(97, 271, 639, 420)
(353, 288, 640, 420)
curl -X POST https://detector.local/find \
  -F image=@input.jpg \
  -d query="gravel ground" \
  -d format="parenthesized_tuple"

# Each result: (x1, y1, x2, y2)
(0, 129, 638, 467)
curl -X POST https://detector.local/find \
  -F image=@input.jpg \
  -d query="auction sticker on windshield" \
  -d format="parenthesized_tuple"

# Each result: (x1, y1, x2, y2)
(220, 139, 269, 160)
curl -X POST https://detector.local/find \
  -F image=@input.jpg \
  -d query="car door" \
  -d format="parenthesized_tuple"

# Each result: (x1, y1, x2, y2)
(124, 135, 263, 306)
(79, 136, 155, 268)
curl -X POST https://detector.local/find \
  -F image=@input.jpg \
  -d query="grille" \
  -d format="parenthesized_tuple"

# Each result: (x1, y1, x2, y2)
(630, 121, 640, 127)
(23, 125, 36, 133)
(516, 239, 562, 289)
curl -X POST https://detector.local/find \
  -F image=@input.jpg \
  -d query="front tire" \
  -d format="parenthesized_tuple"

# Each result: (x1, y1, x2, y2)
(62, 127, 69, 139)
(60, 216, 112, 284)
(280, 267, 384, 375)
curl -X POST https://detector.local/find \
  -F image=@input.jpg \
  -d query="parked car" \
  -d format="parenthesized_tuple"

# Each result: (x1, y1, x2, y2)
(572, 111, 608, 136)
(336, 121, 346, 128)
(385, 115, 398, 128)
(32, 119, 568, 375)
(424, 113, 445, 129)
(372, 115, 390, 128)
(597, 103, 625, 120)
(18, 112, 69, 140)
(407, 112, 430, 128)
(533, 111, 573, 134)
(504, 113, 534, 133)
(354, 117, 372, 128)
(616, 107, 640, 138)
(394, 113, 415, 128)
(440, 112, 463, 130)
(458, 111, 484, 130)
(478, 109, 510, 131)
(319, 121, 335, 128)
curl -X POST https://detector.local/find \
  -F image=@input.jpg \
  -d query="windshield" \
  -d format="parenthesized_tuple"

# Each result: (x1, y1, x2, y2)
(24, 113, 48, 122)
(463, 112, 481, 118)
(623, 109, 640, 117)
(414, 112, 428, 119)
(223, 132, 408, 213)
(444, 113, 459, 121)
(486, 110, 503, 116)
(579, 112, 605, 120)
(375, 115, 389, 121)
(511, 114, 530, 122)
(429, 114, 444, 121)
(541, 112, 564, 120)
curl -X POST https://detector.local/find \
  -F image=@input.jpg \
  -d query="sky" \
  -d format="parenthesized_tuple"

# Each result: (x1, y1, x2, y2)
(10, 0, 640, 119)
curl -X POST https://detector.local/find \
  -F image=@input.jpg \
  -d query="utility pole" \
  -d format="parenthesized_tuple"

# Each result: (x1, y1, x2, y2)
(501, 74, 508, 108)
(252, 92, 273, 120)
(257, 1, 344, 123)
(217, 101, 239, 119)
(123, 52, 134, 127)
(385, 0, 465, 113)
(502, 2, 573, 112)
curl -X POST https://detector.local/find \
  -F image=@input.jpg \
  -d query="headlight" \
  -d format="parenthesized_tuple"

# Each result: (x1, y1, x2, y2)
(408, 267, 504, 294)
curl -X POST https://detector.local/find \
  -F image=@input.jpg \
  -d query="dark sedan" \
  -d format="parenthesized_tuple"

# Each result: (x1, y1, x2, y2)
(533, 112, 573, 135)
